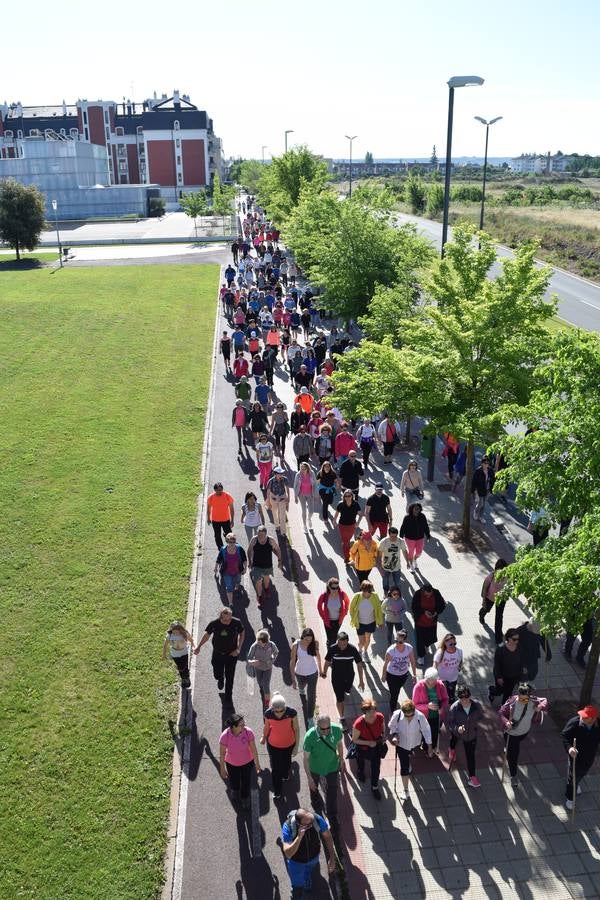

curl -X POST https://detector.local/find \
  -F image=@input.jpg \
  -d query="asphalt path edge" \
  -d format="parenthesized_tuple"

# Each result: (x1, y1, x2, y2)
(162, 268, 223, 900)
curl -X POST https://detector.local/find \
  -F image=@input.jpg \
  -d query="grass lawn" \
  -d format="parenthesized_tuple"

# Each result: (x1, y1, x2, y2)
(0, 264, 219, 899)
(0, 251, 60, 267)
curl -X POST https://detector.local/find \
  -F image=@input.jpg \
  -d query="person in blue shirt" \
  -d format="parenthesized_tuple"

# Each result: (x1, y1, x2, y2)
(281, 808, 336, 896)
(232, 327, 246, 353)
(255, 378, 273, 409)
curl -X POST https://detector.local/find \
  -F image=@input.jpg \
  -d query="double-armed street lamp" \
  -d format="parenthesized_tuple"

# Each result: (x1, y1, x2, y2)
(441, 75, 484, 257)
(474, 116, 503, 232)
(284, 129, 294, 152)
(345, 134, 358, 198)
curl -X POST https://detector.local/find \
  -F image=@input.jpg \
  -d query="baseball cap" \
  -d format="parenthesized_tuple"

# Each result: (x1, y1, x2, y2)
(337, 631, 349, 641)
(577, 705, 599, 719)
(273, 465, 284, 474)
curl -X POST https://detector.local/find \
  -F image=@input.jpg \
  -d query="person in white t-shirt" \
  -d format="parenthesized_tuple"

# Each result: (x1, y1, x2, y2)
(381, 630, 417, 714)
(433, 633, 464, 703)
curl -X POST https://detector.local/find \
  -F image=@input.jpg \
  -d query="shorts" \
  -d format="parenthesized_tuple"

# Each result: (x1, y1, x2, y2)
(223, 573, 242, 593)
(251, 566, 273, 582)
(357, 621, 377, 635)
(332, 676, 355, 703)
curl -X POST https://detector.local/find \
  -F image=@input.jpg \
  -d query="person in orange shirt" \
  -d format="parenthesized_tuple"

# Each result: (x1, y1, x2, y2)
(207, 482, 235, 549)
(294, 386, 314, 416)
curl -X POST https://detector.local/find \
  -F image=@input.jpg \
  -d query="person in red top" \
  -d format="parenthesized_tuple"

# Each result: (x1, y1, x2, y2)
(351, 699, 386, 797)
(233, 352, 249, 382)
(322, 358, 334, 377)
(317, 577, 350, 646)
(334, 422, 358, 462)
(294, 387, 314, 415)
(442, 432, 460, 479)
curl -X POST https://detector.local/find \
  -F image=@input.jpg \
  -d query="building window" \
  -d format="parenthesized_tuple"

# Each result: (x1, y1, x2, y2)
(104, 109, 109, 124)
(4, 130, 13, 139)
(83, 110, 88, 125)
(174, 120, 180, 131)
(175, 138, 180, 147)
(137, 125, 143, 135)
(17, 129, 23, 139)
(70, 128, 79, 138)
(176, 155, 181, 165)
(177, 173, 183, 183)
(60, 128, 66, 136)
(116, 126, 124, 136)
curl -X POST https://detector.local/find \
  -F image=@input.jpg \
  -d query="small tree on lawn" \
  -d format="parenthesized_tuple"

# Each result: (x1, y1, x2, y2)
(501, 514, 600, 706)
(430, 145, 438, 166)
(180, 191, 207, 235)
(0, 178, 46, 261)
(426, 182, 445, 217)
(365, 151, 374, 165)
(257, 145, 328, 225)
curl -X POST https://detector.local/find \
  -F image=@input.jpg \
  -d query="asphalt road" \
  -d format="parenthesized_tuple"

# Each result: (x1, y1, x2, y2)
(395, 212, 600, 332)
(177, 285, 336, 900)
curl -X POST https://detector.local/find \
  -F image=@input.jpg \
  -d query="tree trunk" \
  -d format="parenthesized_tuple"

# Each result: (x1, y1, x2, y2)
(405, 415, 411, 444)
(579, 614, 600, 707)
(462, 438, 475, 541)
(15, 240, 20, 261)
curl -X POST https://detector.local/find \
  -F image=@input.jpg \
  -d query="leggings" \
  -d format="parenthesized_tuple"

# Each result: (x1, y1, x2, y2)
(173, 654, 190, 682)
(505, 733, 527, 777)
(338, 523, 356, 562)
(449, 736, 477, 776)
(386, 672, 409, 714)
(267, 743, 294, 794)
(296, 671, 318, 719)
(226, 761, 253, 798)
(319, 488, 335, 519)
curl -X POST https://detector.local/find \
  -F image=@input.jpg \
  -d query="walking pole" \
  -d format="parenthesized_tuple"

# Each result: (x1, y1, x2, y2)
(571, 739, 577, 824)
(501, 702, 513, 785)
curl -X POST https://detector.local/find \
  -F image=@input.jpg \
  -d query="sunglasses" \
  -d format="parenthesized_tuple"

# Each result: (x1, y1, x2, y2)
(319, 726, 331, 732)
(330, 583, 339, 589)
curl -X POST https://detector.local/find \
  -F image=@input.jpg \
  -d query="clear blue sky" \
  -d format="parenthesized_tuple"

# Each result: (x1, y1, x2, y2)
(4, 0, 599, 160)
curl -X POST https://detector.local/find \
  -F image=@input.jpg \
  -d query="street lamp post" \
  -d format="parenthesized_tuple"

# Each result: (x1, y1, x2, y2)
(441, 75, 484, 258)
(51, 199, 63, 268)
(345, 134, 358, 198)
(262, 145, 268, 165)
(284, 129, 294, 153)
(474, 116, 502, 232)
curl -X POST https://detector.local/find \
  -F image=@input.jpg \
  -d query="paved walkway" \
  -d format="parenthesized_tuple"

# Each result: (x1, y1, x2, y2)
(170, 246, 600, 899)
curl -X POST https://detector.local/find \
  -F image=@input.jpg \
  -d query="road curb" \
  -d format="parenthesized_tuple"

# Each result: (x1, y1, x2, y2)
(162, 265, 224, 900)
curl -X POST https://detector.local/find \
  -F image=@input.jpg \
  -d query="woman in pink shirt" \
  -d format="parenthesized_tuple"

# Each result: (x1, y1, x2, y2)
(219, 713, 261, 809)
(293, 462, 317, 532)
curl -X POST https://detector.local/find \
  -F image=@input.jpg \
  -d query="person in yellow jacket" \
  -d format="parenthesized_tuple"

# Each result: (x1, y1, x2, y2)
(349, 580, 384, 660)
(349, 530, 379, 583)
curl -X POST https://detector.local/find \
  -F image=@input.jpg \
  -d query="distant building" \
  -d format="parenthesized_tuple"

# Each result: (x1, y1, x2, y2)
(510, 152, 576, 174)
(331, 160, 452, 177)
(0, 91, 223, 205)
(0, 133, 159, 219)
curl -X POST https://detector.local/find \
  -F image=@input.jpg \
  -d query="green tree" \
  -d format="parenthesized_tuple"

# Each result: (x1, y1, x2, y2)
(334, 225, 555, 540)
(238, 159, 265, 194)
(426, 182, 445, 217)
(405, 174, 427, 214)
(257, 145, 328, 224)
(365, 151, 374, 165)
(211, 173, 235, 217)
(500, 514, 600, 705)
(180, 191, 207, 235)
(0, 179, 46, 260)
(430, 145, 438, 166)
(493, 331, 600, 526)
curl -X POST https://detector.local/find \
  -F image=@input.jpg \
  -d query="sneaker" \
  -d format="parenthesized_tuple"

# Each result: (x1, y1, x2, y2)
(416, 657, 424, 666)
(339, 717, 347, 731)
(511, 777, 519, 788)
(356, 771, 366, 783)
(566, 799, 574, 810)
(298, 687, 307, 697)
(371, 787, 381, 800)
(448, 749, 457, 763)
(399, 790, 408, 801)
(488, 686, 496, 704)
(478, 609, 486, 625)
(181, 678, 191, 689)
(273, 792, 282, 800)
(217, 678, 225, 691)
(467, 776, 481, 788)
(362, 650, 369, 661)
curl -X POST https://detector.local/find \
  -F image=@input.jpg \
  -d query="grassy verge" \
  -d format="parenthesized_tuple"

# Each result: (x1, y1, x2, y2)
(448, 206, 600, 283)
(0, 264, 219, 899)
(0, 251, 60, 267)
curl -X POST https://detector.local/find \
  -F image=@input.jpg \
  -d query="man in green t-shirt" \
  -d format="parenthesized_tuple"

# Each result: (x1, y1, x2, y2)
(303, 713, 344, 824)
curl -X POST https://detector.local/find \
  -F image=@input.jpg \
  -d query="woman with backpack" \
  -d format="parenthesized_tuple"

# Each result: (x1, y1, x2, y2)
(214, 532, 247, 606)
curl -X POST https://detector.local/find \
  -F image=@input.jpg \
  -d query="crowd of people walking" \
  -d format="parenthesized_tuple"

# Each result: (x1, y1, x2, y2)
(163, 195, 599, 898)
